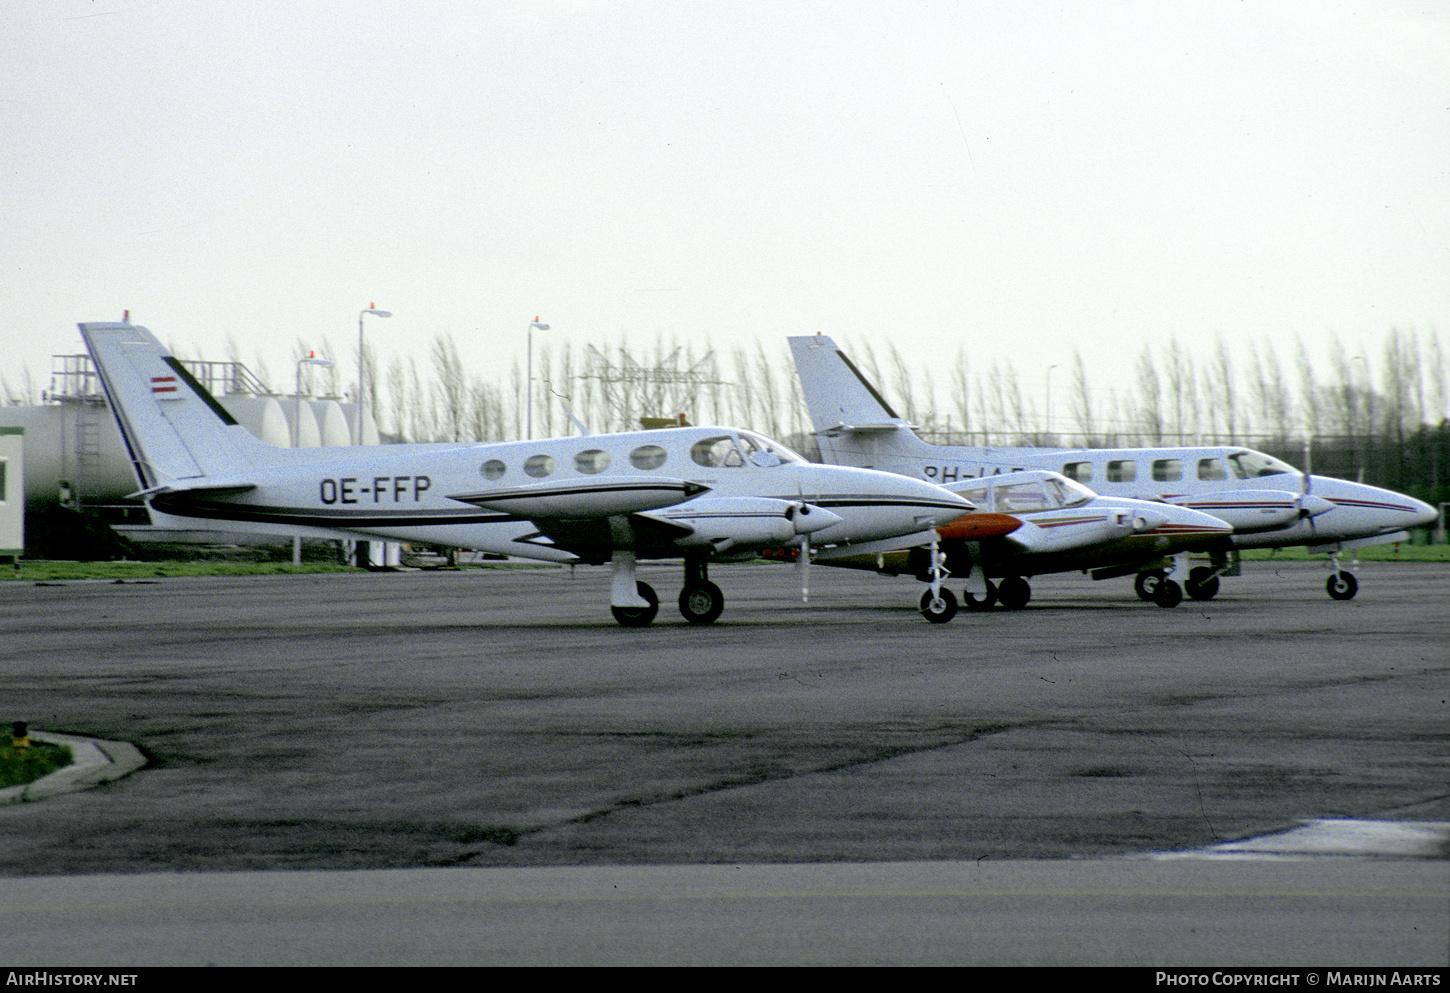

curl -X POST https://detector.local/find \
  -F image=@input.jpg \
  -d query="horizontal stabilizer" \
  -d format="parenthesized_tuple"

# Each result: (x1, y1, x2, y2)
(130, 482, 258, 500)
(821, 420, 908, 434)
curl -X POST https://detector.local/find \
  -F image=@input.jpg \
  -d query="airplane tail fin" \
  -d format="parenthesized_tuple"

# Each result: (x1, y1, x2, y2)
(787, 334, 934, 470)
(79, 322, 277, 491)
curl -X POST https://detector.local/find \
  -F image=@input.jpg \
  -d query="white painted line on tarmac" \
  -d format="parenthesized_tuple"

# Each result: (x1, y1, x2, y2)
(1153, 818, 1450, 860)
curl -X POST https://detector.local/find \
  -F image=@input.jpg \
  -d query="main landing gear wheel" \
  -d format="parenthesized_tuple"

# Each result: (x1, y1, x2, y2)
(920, 587, 958, 624)
(996, 576, 1031, 611)
(679, 580, 725, 625)
(1326, 572, 1358, 601)
(1185, 566, 1220, 601)
(961, 580, 998, 611)
(610, 582, 659, 627)
(1153, 578, 1183, 608)
(1135, 570, 1165, 602)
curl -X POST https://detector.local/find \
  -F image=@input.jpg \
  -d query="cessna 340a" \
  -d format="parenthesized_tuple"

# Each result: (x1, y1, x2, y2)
(80, 321, 972, 626)
(790, 334, 1437, 602)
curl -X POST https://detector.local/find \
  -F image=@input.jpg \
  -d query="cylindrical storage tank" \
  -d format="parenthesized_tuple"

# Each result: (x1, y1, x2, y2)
(218, 395, 291, 447)
(336, 403, 380, 445)
(281, 397, 322, 448)
(0, 401, 141, 506)
(311, 400, 353, 447)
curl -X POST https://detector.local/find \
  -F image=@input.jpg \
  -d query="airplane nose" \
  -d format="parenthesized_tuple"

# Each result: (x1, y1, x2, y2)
(1408, 495, 1437, 527)
(910, 482, 973, 527)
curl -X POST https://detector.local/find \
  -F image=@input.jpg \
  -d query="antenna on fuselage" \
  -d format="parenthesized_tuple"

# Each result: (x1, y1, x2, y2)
(564, 407, 592, 436)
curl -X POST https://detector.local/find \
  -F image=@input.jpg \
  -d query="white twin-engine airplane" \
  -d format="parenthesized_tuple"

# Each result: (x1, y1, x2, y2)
(80, 322, 974, 627)
(802, 468, 1234, 621)
(789, 334, 1437, 603)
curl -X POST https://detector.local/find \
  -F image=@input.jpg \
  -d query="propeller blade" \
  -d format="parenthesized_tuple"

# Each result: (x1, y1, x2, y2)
(1301, 466, 1316, 534)
(798, 535, 811, 602)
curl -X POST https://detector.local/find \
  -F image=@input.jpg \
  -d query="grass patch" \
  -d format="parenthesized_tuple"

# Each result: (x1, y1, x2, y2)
(0, 741, 74, 789)
(1237, 543, 1450, 562)
(2, 560, 362, 582)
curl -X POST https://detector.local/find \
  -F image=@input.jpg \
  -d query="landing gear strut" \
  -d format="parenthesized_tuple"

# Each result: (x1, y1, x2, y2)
(1134, 570, 1183, 608)
(609, 550, 660, 627)
(1185, 566, 1220, 601)
(1326, 551, 1358, 600)
(918, 534, 958, 623)
(679, 555, 725, 624)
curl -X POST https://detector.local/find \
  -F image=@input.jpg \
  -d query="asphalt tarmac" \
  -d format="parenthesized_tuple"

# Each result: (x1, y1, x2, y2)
(1, 558, 1446, 965)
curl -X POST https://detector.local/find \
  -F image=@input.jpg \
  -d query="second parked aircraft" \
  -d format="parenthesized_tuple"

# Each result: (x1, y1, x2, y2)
(790, 334, 1436, 603)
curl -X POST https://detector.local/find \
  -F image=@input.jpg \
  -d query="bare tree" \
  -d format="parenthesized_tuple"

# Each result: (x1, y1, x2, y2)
(1068, 350, 1094, 443)
(431, 334, 468, 442)
(1135, 345, 1164, 444)
(1162, 338, 1198, 443)
(950, 345, 973, 445)
(1295, 336, 1322, 445)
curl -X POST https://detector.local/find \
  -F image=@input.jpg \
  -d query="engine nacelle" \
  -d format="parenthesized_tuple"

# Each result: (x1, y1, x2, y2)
(1165, 489, 1309, 533)
(643, 497, 843, 552)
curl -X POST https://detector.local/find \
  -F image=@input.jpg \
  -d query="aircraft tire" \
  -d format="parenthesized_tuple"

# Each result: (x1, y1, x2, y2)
(997, 576, 1031, 610)
(679, 580, 725, 625)
(961, 581, 998, 611)
(611, 582, 660, 627)
(1326, 571, 1358, 601)
(1153, 578, 1183, 608)
(1186, 567, 1219, 601)
(1135, 571, 1164, 602)
(920, 587, 958, 624)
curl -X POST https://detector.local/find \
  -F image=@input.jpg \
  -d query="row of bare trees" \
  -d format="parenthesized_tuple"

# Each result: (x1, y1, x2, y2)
(332, 327, 1445, 452)
(346, 325, 1446, 501)
(7, 326, 1444, 499)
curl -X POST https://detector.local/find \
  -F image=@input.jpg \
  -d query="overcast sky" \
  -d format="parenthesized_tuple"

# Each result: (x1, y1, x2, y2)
(4, 0, 1447, 421)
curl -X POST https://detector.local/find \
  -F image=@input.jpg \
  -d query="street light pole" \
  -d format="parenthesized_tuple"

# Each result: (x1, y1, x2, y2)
(357, 306, 391, 444)
(1044, 364, 1058, 440)
(526, 317, 549, 440)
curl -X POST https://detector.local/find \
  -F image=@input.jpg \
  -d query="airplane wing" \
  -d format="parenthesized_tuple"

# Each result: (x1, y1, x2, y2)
(448, 478, 709, 518)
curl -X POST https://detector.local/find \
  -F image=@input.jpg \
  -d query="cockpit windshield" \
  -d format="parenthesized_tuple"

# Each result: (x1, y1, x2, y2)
(1050, 475, 1096, 508)
(689, 431, 805, 469)
(954, 473, 1093, 513)
(737, 430, 805, 466)
(1227, 450, 1297, 479)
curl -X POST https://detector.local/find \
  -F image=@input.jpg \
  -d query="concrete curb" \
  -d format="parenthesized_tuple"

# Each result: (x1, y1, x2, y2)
(0, 732, 147, 804)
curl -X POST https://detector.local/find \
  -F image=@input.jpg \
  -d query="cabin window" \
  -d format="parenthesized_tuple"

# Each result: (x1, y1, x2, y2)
(574, 449, 610, 474)
(1152, 459, 1183, 482)
(994, 481, 1051, 513)
(1061, 461, 1092, 483)
(690, 436, 745, 468)
(630, 444, 667, 470)
(524, 454, 555, 478)
(959, 485, 990, 510)
(1197, 458, 1227, 481)
(1106, 459, 1136, 483)
(480, 459, 506, 481)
